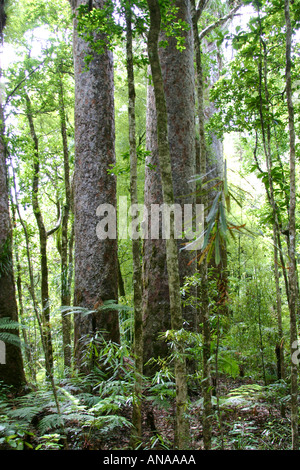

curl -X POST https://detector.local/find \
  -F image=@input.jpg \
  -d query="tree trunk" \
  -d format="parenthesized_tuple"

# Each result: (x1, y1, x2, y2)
(58, 74, 72, 369)
(71, 0, 119, 371)
(125, 2, 143, 446)
(273, 224, 285, 383)
(11, 161, 47, 379)
(25, 93, 54, 376)
(191, 0, 212, 449)
(10, 197, 35, 381)
(0, 106, 25, 389)
(284, 0, 298, 450)
(146, 0, 190, 449)
(143, 0, 196, 374)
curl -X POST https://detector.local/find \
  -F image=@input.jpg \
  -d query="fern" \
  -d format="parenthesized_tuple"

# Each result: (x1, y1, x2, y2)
(8, 406, 40, 423)
(38, 414, 64, 435)
(90, 415, 132, 433)
(0, 318, 25, 330)
(0, 332, 21, 348)
(217, 352, 240, 378)
(223, 384, 265, 409)
(0, 317, 24, 348)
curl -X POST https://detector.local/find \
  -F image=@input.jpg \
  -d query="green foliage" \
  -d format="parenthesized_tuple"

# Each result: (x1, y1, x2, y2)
(190, 163, 254, 266)
(216, 350, 240, 378)
(145, 355, 176, 409)
(159, 1, 190, 51)
(1, 0, 299, 451)
(35, 433, 63, 450)
(0, 340, 135, 450)
(76, 1, 124, 65)
(0, 317, 24, 349)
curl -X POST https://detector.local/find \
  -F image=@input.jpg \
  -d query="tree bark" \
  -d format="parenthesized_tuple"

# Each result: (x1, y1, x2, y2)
(58, 74, 72, 369)
(0, 105, 25, 389)
(71, 0, 119, 371)
(143, 0, 196, 374)
(146, 0, 190, 449)
(10, 196, 35, 381)
(191, 0, 212, 449)
(25, 93, 54, 376)
(284, 0, 298, 450)
(125, 2, 143, 446)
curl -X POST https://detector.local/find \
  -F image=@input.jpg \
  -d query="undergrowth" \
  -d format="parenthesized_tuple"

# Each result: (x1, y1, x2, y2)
(0, 335, 294, 451)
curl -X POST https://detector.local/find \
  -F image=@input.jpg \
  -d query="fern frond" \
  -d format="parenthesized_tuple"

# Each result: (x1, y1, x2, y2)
(0, 317, 26, 330)
(38, 413, 63, 434)
(0, 332, 21, 348)
(8, 406, 40, 423)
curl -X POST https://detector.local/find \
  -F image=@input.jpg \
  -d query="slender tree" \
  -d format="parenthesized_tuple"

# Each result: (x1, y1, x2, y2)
(146, 0, 190, 449)
(284, 0, 298, 450)
(25, 92, 54, 375)
(124, 1, 143, 446)
(57, 69, 72, 369)
(143, 0, 196, 373)
(191, 0, 212, 448)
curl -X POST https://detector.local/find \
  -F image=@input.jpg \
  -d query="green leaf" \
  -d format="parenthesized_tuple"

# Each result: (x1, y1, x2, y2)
(215, 231, 221, 266)
(207, 191, 221, 223)
(219, 202, 227, 237)
(202, 218, 215, 250)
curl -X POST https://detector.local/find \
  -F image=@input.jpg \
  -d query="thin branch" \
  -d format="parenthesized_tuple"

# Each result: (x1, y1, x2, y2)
(199, 4, 242, 42)
(5, 58, 46, 107)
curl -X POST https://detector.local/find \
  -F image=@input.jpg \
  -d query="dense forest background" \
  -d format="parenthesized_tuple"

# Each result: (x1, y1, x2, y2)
(0, 0, 300, 452)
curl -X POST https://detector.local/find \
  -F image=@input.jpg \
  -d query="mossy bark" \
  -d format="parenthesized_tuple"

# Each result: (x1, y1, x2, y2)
(146, 0, 190, 449)
(125, 3, 143, 446)
(58, 75, 72, 369)
(25, 93, 54, 377)
(284, 0, 298, 450)
(143, 0, 196, 374)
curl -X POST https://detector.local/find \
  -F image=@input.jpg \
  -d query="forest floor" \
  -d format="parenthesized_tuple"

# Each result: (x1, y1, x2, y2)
(84, 375, 291, 451)
(0, 374, 292, 451)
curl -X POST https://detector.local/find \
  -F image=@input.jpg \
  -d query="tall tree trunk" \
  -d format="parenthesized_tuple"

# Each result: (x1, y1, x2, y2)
(146, 0, 190, 449)
(273, 223, 285, 383)
(11, 161, 45, 378)
(0, 108, 25, 389)
(25, 93, 54, 376)
(58, 74, 72, 369)
(125, 2, 143, 446)
(143, 0, 196, 374)
(70, 0, 119, 371)
(284, 0, 298, 450)
(191, 0, 212, 449)
(10, 196, 35, 381)
(0, 8, 26, 389)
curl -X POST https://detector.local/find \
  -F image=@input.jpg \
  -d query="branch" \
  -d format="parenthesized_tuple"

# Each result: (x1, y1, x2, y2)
(199, 4, 242, 42)
(47, 215, 62, 237)
(47, 201, 62, 237)
(5, 58, 46, 107)
(196, 0, 209, 21)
